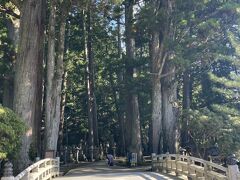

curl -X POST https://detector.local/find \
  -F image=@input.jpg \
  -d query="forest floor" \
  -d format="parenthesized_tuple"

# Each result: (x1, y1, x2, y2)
(55, 161, 186, 180)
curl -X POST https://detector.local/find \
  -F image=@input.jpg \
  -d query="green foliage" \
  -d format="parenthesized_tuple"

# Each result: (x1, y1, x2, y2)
(0, 12, 14, 76)
(188, 106, 240, 157)
(188, 108, 224, 154)
(0, 105, 26, 159)
(28, 143, 37, 161)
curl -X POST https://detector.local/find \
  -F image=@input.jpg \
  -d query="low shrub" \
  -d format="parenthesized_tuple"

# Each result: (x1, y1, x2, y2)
(0, 105, 26, 160)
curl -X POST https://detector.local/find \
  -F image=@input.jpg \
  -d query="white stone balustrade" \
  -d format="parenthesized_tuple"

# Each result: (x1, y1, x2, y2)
(1, 157, 60, 180)
(152, 154, 240, 180)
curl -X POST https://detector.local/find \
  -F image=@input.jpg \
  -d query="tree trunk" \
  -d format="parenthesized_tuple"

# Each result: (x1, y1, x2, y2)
(13, 0, 45, 170)
(162, 63, 179, 153)
(3, 13, 20, 109)
(84, 4, 99, 160)
(34, 51, 44, 157)
(125, 0, 142, 161)
(44, 0, 71, 156)
(90, 12, 99, 150)
(52, 4, 69, 153)
(58, 70, 68, 150)
(181, 70, 191, 145)
(44, 0, 57, 154)
(150, 31, 165, 154)
(57, 19, 70, 151)
(5, 10, 19, 47)
(130, 95, 142, 159)
(116, 12, 125, 156)
(3, 77, 14, 109)
(149, 0, 174, 154)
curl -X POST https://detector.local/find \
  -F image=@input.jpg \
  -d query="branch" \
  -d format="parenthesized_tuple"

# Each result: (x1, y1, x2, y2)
(0, 5, 20, 19)
(149, 67, 175, 79)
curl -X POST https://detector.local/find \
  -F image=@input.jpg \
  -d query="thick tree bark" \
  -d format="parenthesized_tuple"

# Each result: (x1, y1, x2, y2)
(162, 63, 179, 153)
(125, 0, 142, 161)
(13, 0, 45, 170)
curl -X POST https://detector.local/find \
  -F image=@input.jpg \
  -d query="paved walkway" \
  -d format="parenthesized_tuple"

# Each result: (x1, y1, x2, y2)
(55, 161, 184, 180)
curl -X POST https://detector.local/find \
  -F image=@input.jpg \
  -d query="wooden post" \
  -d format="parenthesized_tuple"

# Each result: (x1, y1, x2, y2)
(1, 162, 14, 180)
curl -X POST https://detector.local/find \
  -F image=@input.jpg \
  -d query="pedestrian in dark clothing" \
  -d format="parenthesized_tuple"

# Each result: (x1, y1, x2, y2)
(107, 154, 114, 166)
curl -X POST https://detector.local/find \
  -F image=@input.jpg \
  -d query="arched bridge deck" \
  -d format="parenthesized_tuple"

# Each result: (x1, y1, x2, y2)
(55, 161, 183, 180)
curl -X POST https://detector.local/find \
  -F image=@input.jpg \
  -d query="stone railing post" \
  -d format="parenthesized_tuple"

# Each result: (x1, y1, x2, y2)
(187, 156, 192, 177)
(1, 162, 14, 180)
(204, 162, 211, 179)
(35, 157, 40, 162)
(226, 154, 240, 180)
(151, 153, 157, 171)
(175, 154, 180, 176)
(165, 152, 171, 173)
(227, 165, 239, 180)
(56, 156, 60, 176)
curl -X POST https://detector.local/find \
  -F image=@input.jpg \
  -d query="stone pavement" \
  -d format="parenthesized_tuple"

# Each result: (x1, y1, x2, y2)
(55, 161, 184, 180)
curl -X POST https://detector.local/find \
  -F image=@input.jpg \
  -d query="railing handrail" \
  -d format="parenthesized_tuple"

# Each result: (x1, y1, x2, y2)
(152, 153, 239, 180)
(13, 157, 59, 180)
(15, 158, 56, 179)
(154, 154, 227, 173)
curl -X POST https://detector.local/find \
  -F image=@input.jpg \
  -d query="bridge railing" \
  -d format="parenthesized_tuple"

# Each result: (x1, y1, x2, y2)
(152, 154, 240, 180)
(1, 157, 60, 180)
